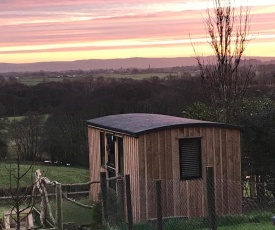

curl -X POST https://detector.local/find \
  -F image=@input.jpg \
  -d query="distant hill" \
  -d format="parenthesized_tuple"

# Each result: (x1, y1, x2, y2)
(0, 56, 275, 73)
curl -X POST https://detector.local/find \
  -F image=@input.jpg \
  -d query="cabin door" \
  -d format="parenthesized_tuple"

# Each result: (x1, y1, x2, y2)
(106, 134, 116, 190)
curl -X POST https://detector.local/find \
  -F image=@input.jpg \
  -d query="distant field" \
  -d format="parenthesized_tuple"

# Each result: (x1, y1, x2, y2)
(0, 162, 90, 189)
(97, 72, 170, 79)
(18, 72, 173, 85)
(19, 77, 64, 85)
(6, 116, 25, 122)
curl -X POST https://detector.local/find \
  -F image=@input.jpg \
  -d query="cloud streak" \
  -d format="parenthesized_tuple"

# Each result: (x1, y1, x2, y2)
(0, 0, 275, 63)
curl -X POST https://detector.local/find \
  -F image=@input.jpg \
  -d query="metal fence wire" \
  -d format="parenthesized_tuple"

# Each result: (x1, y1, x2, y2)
(1, 172, 275, 230)
(101, 174, 275, 230)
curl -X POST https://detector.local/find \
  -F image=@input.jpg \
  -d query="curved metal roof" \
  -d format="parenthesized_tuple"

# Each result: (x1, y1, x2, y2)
(87, 113, 240, 136)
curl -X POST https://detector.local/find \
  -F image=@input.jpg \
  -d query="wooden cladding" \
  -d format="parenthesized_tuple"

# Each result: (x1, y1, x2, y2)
(179, 138, 202, 180)
(88, 125, 241, 223)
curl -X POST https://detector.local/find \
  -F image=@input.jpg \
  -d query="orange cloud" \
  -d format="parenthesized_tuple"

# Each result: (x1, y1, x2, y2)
(0, 0, 274, 63)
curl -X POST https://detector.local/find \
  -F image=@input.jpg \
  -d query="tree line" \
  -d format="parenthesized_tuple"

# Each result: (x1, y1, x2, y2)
(0, 74, 274, 173)
(0, 75, 204, 166)
(1, 0, 275, 199)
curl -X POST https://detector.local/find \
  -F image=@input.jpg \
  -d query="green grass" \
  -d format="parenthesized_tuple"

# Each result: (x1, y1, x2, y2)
(114, 211, 275, 230)
(0, 206, 5, 215)
(113, 221, 275, 230)
(20, 77, 64, 85)
(49, 199, 94, 226)
(97, 72, 170, 80)
(0, 163, 91, 225)
(18, 73, 173, 86)
(0, 162, 89, 189)
(2, 195, 275, 230)
(203, 222, 273, 230)
(6, 116, 25, 122)
(163, 211, 275, 230)
(1, 198, 94, 227)
(6, 114, 49, 122)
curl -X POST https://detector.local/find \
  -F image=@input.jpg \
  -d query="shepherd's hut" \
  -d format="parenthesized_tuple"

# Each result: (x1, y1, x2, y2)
(87, 113, 242, 222)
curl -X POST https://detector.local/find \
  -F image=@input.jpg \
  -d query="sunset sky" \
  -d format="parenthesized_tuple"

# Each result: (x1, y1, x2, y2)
(1, 0, 275, 63)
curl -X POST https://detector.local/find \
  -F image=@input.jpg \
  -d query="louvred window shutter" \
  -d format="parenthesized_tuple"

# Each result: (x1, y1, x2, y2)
(179, 138, 202, 180)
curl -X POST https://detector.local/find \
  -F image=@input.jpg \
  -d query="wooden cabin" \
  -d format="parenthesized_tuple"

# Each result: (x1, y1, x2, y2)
(87, 113, 242, 222)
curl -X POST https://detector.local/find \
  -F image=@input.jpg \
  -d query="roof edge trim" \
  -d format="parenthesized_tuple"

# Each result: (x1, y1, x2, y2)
(87, 121, 241, 136)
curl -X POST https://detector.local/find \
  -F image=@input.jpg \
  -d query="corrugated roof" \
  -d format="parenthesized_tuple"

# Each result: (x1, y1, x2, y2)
(87, 113, 240, 136)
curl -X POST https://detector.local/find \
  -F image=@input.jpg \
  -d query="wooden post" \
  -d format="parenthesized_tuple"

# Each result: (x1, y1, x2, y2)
(156, 180, 163, 230)
(56, 183, 63, 230)
(125, 174, 133, 230)
(117, 178, 125, 220)
(100, 172, 108, 224)
(206, 166, 217, 230)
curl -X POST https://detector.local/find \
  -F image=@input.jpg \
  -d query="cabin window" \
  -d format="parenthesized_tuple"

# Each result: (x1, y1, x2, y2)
(100, 132, 105, 166)
(106, 134, 116, 169)
(118, 137, 124, 174)
(179, 138, 202, 180)
(106, 133, 116, 190)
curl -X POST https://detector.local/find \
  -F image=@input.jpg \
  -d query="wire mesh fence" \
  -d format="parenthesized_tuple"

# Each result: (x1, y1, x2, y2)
(101, 174, 275, 230)
(1, 173, 275, 230)
(0, 184, 91, 230)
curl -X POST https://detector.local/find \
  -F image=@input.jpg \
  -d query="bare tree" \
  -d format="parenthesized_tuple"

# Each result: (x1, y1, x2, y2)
(8, 115, 45, 161)
(4, 148, 35, 230)
(193, 0, 255, 123)
(3, 116, 44, 229)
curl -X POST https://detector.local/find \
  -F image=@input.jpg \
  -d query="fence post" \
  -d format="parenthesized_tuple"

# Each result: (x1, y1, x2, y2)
(117, 178, 125, 220)
(156, 180, 163, 230)
(56, 183, 63, 230)
(125, 174, 133, 230)
(206, 166, 217, 230)
(100, 172, 108, 224)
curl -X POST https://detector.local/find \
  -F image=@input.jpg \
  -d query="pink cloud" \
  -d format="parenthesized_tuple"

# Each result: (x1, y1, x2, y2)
(0, 0, 275, 62)
(0, 40, 189, 54)
(0, 9, 205, 46)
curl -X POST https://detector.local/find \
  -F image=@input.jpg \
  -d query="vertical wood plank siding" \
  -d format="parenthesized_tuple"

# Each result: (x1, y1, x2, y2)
(88, 128, 102, 200)
(88, 125, 241, 223)
(137, 126, 241, 221)
(123, 136, 140, 222)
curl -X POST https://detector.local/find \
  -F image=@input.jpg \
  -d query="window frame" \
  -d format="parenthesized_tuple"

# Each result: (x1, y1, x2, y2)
(106, 133, 116, 169)
(117, 137, 124, 174)
(179, 137, 202, 180)
(100, 132, 105, 166)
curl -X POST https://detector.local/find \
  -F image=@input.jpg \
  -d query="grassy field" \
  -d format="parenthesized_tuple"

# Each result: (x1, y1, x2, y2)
(98, 72, 170, 80)
(18, 72, 172, 85)
(19, 77, 64, 85)
(50, 199, 94, 226)
(0, 163, 92, 227)
(0, 200, 94, 227)
(0, 162, 90, 189)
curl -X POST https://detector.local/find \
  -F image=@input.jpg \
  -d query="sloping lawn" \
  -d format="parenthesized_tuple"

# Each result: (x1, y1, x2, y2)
(0, 162, 90, 189)
(1, 163, 92, 227)
(51, 199, 95, 226)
